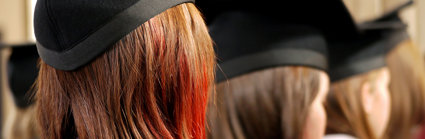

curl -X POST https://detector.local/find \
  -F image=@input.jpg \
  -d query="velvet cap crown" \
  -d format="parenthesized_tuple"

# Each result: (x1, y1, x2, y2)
(329, 13, 409, 82)
(211, 12, 328, 82)
(34, 0, 194, 70)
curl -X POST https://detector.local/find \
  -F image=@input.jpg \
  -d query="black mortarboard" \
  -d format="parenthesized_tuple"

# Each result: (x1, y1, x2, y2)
(211, 12, 328, 82)
(202, 0, 360, 82)
(34, 0, 194, 71)
(0, 43, 39, 108)
(198, 0, 359, 42)
(329, 14, 409, 82)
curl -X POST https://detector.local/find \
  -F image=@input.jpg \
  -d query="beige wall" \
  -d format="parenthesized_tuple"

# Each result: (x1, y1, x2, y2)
(343, 0, 410, 23)
(417, 0, 425, 52)
(343, 0, 383, 23)
(400, 5, 418, 49)
(0, 0, 29, 43)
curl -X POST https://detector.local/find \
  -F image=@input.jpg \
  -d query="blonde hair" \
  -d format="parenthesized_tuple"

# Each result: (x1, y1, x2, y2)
(384, 40, 425, 139)
(325, 68, 387, 139)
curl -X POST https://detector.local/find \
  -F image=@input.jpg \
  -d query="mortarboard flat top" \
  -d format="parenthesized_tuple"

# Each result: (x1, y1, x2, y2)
(198, 0, 359, 43)
(329, 19, 409, 82)
(329, 1, 411, 82)
(211, 12, 328, 82)
(34, 0, 194, 71)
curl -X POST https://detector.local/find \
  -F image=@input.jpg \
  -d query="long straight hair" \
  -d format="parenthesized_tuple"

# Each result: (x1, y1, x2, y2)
(384, 40, 425, 139)
(325, 68, 387, 139)
(36, 3, 215, 139)
(208, 66, 322, 139)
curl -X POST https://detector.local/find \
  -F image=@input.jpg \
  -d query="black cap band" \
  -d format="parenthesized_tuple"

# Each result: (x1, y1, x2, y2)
(329, 29, 409, 82)
(35, 0, 194, 70)
(217, 48, 327, 82)
(210, 12, 328, 82)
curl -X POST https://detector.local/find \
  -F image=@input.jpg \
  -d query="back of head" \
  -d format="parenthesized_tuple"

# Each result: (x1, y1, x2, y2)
(36, 3, 215, 138)
(205, 9, 329, 138)
(208, 66, 322, 139)
(385, 40, 425, 139)
(326, 11, 407, 138)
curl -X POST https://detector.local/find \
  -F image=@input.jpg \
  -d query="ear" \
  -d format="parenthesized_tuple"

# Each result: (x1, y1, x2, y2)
(361, 82, 373, 114)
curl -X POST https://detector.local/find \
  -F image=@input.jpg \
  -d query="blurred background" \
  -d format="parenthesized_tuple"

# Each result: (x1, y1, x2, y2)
(0, 0, 38, 138)
(0, 0, 424, 138)
(343, 0, 425, 52)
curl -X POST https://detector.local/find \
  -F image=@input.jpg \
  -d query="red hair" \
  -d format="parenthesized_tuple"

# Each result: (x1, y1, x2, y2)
(36, 3, 215, 138)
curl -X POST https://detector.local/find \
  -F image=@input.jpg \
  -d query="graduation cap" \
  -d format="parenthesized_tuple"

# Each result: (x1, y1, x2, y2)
(0, 43, 39, 108)
(211, 12, 328, 82)
(197, 0, 359, 42)
(201, 0, 361, 82)
(329, 14, 409, 82)
(34, 0, 194, 71)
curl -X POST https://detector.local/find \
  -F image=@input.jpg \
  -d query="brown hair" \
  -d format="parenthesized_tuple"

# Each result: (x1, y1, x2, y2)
(384, 40, 425, 139)
(325, 68, 387, 139)
(35, 3, 215, 139)
(207, 66, 322, 139)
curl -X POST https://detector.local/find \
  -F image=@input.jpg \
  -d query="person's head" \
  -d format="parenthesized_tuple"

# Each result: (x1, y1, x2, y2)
(325, 14, 410, 138)
(204, 11, 331, 139)
(208, 66, 329, 139)
(384, 39, 425, 138)
(325, 67, 391, 138)
(34, 2, 215, 139)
